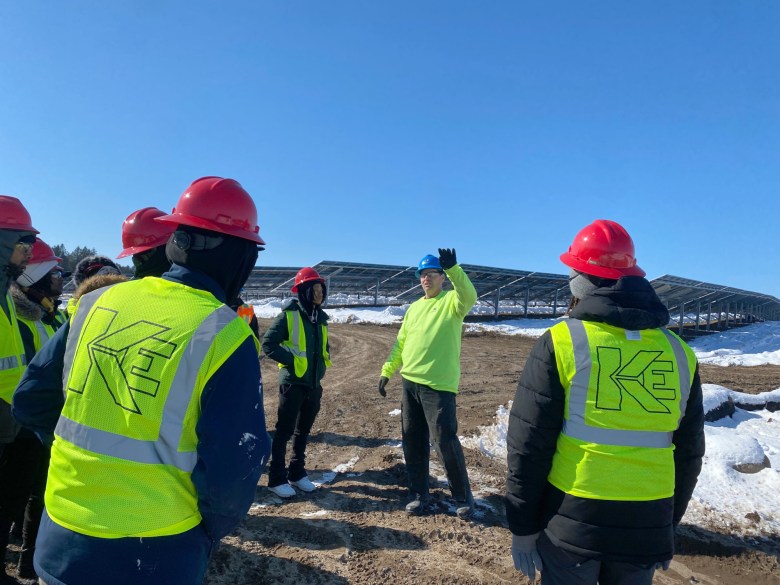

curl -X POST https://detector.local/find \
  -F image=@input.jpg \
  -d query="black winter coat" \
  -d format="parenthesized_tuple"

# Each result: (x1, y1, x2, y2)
(505, 276, 705, 563)
(261, 298, 330, 389)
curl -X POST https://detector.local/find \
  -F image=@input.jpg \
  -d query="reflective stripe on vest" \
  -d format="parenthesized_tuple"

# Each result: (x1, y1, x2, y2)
(0, 292, 27, 403)
(280, 310, 309, 378)
(278, 310, 331, 378)
(18, 317, 54, 355)
(58, 286, 238, 472)
(47, 278, 253, 538)
(563, 319, 691, 448)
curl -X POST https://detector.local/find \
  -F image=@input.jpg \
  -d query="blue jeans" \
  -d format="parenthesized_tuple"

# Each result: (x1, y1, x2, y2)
(401, 378, 472, 502)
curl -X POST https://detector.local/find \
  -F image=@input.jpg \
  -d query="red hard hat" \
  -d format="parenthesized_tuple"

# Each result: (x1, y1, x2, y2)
(0, 196, 38, 233)
(560, 219, 645, 279)
(292, 267, 324, 293)
(30, 238, 62, 264)
(155, 176, 265, 244)
(117, 207, 177, 258)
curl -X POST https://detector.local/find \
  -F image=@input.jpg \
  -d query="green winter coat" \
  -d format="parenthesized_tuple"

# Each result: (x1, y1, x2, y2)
(262, 299, 331, 389)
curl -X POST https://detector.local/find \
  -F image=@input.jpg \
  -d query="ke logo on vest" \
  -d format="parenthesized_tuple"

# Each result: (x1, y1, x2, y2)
(595, 347, 677, 414)
(68, 307, 177, 414)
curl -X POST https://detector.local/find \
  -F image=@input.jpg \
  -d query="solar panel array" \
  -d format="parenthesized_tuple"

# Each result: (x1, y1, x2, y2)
(243, 260, 780, 329)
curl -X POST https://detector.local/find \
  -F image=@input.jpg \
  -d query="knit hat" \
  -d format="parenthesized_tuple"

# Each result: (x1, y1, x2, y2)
(72, 255, 122, 287)
(568, 269, 617, 300)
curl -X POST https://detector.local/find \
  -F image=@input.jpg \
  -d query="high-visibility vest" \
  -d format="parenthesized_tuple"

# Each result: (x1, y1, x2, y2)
(0, 293, 26, 404)
(548, 319, 697, 501)
(53, 309, 67, 328)
(17, 316, 56, 354)
(279, 310, 331, 378)
(46, 277, 255, 538)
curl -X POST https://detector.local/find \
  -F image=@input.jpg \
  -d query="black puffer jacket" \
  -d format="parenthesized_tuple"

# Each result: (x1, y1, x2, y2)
(506, 276, 705, 563)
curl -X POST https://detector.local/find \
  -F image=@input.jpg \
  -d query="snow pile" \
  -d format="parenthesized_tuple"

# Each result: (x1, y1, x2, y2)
(463, 386, 780, 537)
(460, 404, 511, 460)
(690, 321, 780, 366)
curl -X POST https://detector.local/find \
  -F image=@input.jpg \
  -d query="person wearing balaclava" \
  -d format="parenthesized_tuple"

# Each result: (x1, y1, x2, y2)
(0, 196, 37, 584)
(116, 207, 176, 279)
(13, 177, 271, 585)
(261, 267, 332, 499)
(505, 219, 704, 585)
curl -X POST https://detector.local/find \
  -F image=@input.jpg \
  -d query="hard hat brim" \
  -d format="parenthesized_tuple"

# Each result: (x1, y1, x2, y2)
(155, 213, 266, 245)
(560, 252, 646, 280)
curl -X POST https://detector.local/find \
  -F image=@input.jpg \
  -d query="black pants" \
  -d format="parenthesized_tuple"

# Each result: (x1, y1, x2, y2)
(401, 378, 472, 503)
(538, 531, 657, 585)
(268, 384, 322, 487)
(0, 432, 45, 527)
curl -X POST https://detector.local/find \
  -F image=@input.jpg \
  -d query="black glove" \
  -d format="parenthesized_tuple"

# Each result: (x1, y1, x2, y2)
(378, 376, 389, 397)
(438, 248, 457, 270)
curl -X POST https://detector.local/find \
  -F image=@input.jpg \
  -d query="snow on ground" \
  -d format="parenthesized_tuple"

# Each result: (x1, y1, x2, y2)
(250, 299, 780, 537)
(464, 390, 780, 537)
(688, 320, 780, 366)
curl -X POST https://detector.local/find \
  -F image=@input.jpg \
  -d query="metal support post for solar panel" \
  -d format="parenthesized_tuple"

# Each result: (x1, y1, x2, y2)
(374, 278, 379, 306)
(494, 288, 501, 318)
(706, 302, 712, 331)
(325, 276, 332, 307)
(725, 302, 730, 330)
(695, 302, 701, 332)
(678, 302, 685, 336)
(552, 289, 559, 318)
(524, 288, 529, 317)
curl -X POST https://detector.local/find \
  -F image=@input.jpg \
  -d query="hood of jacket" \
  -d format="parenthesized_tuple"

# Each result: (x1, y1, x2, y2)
(73, 273, 130, 301)
(282, 297, 329, 323)
(10, 282, 44, 322)
(569, 276, 670, 330)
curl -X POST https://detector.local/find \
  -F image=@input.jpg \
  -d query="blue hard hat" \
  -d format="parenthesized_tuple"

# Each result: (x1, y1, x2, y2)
(415, 254, 442, 278)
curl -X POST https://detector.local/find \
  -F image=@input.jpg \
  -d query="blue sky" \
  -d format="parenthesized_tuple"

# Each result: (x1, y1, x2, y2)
(2, 2, 778, 294)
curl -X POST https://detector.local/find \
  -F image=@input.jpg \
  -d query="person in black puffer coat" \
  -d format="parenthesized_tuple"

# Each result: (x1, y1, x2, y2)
(506, 220, 705, 585)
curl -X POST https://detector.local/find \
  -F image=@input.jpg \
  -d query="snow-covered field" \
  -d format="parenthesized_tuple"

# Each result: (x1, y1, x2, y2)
(252, 299, 780, 539)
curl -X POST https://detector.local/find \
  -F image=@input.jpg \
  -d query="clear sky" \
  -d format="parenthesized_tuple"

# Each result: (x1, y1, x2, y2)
(2, 2, 778, 295)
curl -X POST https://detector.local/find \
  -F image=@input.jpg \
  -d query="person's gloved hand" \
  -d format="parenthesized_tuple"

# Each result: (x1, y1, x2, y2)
(378, 376, 389, 397)
(511, 533, 543, 581)
(655, 560, 671, 571)
(438, 248, 457, 270)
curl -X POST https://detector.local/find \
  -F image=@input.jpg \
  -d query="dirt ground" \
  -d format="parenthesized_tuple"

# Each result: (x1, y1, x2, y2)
(202, 320, 780, 585)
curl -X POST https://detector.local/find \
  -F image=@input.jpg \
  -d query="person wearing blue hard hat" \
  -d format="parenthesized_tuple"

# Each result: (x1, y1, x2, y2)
(378, 248, 477, 520)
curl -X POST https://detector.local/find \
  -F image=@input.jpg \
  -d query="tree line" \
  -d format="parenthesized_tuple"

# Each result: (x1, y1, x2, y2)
(50, 244, 132, 275)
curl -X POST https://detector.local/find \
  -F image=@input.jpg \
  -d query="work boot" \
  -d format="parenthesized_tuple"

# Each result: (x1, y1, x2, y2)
(405, 494, 431, 516)
(16, 547, 35, 580)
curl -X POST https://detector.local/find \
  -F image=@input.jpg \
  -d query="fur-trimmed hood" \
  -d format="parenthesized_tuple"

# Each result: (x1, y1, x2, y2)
(73, 273, 129, 301)
(10, 282, 45, 322)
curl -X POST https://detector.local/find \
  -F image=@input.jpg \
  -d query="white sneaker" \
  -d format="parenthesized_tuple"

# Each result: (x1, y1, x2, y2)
(268, 483, 296, 498)
(289, 476, 317, 493)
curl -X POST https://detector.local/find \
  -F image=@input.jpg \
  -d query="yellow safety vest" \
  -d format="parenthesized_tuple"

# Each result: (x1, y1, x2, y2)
(46, 277, 255, 538)
(17, 316, 56, 354)
(0, 293, 27, 404)
(279, 310, 331, 378)
(548, 319, 696, 501)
